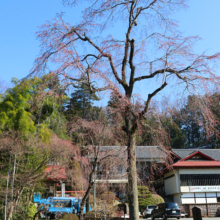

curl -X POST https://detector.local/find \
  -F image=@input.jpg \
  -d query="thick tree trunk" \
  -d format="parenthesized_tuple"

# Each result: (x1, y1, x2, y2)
(79, 161, 97, 220)
(79, 184, 93, 220)
(127, 131, 139, 220)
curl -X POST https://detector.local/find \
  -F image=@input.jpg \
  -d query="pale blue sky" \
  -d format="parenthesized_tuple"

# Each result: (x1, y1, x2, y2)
(1, 0, 220, 89)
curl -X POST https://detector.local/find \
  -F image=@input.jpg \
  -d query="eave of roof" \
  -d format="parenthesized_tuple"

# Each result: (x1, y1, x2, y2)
(45, 165, 66, 182)
(173, 161, 220, 168)
(169, 150, 181, 159)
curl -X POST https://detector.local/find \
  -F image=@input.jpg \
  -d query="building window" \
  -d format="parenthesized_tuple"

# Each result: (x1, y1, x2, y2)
(217, 197, 220, 203)
(180, 174, 220, 186)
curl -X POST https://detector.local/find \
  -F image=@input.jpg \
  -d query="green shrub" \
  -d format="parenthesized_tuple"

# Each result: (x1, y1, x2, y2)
(27, 202, 37, 219)
(152, 194, 165, 205)
(138, 186, 152, 212)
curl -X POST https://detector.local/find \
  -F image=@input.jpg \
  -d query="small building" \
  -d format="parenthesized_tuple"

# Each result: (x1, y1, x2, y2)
(155, 149, 220, 217)
(92, 146, 167, 199)
(44, 165, 67, 197)
(93, 146, 166, 183)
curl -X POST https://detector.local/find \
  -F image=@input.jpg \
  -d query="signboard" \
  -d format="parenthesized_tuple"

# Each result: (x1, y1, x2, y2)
(189, 186, 220, 192)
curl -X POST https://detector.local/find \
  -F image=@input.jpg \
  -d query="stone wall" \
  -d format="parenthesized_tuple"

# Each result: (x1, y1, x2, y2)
(184, 203, 220, 217)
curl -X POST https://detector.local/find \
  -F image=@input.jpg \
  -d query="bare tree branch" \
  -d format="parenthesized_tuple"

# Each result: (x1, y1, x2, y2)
(139, 82, 168, 119)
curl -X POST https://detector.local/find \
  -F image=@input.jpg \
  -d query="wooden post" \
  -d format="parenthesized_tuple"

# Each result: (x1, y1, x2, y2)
(61, 183, 65, 197)
(53, 183, 56, 197)
(189, 205, 191, 217)
(206, 203, 209, 216)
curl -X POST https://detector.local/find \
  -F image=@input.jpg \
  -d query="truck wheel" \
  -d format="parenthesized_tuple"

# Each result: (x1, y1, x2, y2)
(55, 212, 62, 219)
(49, 214, 54, 219)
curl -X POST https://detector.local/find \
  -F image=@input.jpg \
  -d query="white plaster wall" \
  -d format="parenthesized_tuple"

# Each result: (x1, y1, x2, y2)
(175, 170, 180, 193)
(164, 170, 175, 178)
(179, 169, 220, 175)
(195, 198, 206, 203)
(182, 198, 195, 204)
(165, 175, 177, 195)
(207, 198, 217, 203)
(180, 186, 189, 192)
(173, 194, 181, 205)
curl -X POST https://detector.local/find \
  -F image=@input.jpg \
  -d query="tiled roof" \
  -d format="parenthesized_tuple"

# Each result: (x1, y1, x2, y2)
(172, 149, 220, 161)
(136, 146, 167, 160)
(180, 151, 215, 161)
(98, 146, 167, 160)
(45, 165, 66, 182)
(173, 161, 220, 168)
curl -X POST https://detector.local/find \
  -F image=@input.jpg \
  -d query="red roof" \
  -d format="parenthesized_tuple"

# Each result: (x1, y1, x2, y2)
(180, 151, 215, 161)
(173, 161, 220, 168)
(45, 165, 67, 182)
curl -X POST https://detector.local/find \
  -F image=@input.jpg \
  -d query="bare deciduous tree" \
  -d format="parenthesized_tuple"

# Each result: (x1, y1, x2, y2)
(0, 132, 74, 220)
(68, 111, 125, 219)
(0, 79, 7, 94)
(31, 1, 220, 219)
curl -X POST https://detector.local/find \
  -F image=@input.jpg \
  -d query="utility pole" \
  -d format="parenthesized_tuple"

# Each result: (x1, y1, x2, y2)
(93, 165, 97, 217)
(5, 154, 11, 220)
(10, 154, 16, 220)
(61, 182, 65, 197)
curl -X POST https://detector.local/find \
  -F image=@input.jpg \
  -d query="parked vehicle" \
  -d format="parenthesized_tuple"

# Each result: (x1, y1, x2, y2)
(179, 205, 186, 218)
(142, 205, 156, 218)
(151, 202, 181, 220)
(180, 211, 186, 217)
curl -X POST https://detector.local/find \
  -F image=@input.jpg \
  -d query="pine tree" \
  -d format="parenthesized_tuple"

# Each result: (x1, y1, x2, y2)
(65, 83, 100, 121)
(137, 186, 152, 212)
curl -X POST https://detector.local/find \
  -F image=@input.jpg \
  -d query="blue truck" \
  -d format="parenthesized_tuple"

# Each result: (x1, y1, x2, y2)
(34, 194, 90, 219)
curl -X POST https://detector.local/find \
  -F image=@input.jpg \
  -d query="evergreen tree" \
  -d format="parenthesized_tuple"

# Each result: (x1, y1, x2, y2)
(0, 78, 36, 136)
(178, 95, 206, 148)
(65, 82, 100, 121)
(137, 186, 152, 212)
(163, 118, 186, 149)
(0, 75, 69, 140)
(205, 92, 220, 148)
